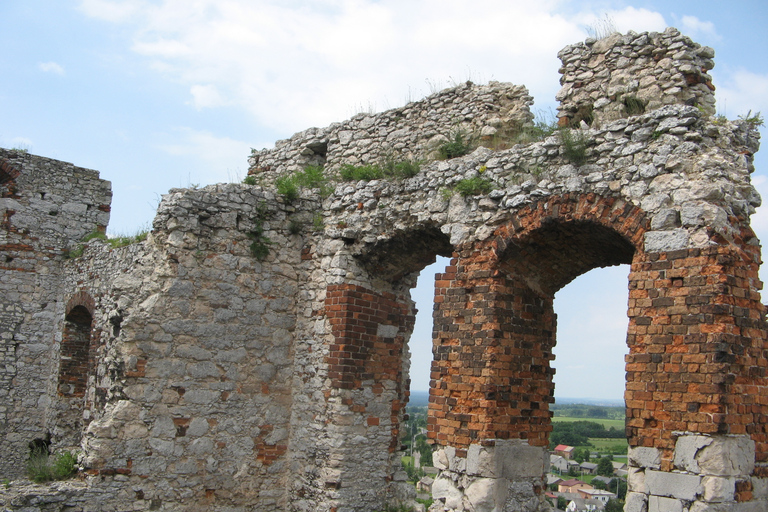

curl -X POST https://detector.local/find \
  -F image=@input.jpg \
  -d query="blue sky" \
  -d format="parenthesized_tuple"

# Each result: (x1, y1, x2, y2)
(2, 1, 767, 400)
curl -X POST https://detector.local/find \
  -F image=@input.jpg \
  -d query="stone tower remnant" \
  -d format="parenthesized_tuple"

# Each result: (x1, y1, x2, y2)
(1, 28, 766, 512)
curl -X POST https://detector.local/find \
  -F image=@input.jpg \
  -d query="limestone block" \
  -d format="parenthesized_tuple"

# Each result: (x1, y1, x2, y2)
(628, 467, 647, 493)
(689, 503, 764, 512)
(645, 469, 702, 500)
(649, 495, 683, 512)
(433, 447, 449, 471)
(644, 229, 689, 252)
(464, 477, 501, 512)
(674, 435, 713, 473)
(432, 475, 463, 510)
(466, 444, 498, 478)
(697, 435, 755, 477)
(680, 204, 727, 229)
(650, 209, 679, 230)
(752, 476, 768, 499)
(629, 446, 662, 469)
(625, 492, 648, 512)
(701, 476, 735, 502)
(497, 441, 548, 480)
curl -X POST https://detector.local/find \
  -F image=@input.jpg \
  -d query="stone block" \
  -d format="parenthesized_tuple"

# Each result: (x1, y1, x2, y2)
(649, 495, 683, 512)
(465, 477, 502, 512)
(697, 435, 755, 477)
(625, 492, 648, 512)
(628, 467, 647, 493)
(496, 440, 548, 480)
(466, 444, 498, 478)
(644, 229, 689, 252)
(432, 475, 463, 510)
(689, 502, 764, 512)
(752, 476, 768, 499)
(674, 435, 713, 473)
(629, 446, 662, 469)
(701, 476, 735, 502)
(645, 469, 702, 500)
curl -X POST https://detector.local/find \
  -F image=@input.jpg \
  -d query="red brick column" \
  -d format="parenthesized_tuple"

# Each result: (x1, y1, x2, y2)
(626, 244, 768, 468)
(324, 283, 414, 450)
(427, 247, 556, 453)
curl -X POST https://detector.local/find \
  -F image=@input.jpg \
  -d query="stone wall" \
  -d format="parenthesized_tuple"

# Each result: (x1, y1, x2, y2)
(1, 29, 767, 512)
(556, 27, 716, 127)
(0, 149, 111, 479)
(248, 81, 534, 183)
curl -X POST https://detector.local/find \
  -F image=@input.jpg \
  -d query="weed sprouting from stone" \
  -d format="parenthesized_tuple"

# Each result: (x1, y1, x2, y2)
(455, 177, 494, 197)
(560, 128, 588, 166)
(26, 449, 78, 483)
(248, 202, 272, 260)
(437, 128, 475, 160)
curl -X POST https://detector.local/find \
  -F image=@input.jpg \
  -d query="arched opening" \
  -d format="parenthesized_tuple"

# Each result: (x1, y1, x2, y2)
(550, 264, 631, 493)
(317, 225, 453, 508)
(59, 305, 93, 398)
(426, 197, 648, 511)
(552, 265, 630, 403)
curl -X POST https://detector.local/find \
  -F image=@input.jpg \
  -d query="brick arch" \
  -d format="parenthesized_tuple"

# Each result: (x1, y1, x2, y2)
(427, 193, 648, 452)
(59, 291, 96, 398)
(491, 193, 647, 295)
(65, 290, 96, 318)
(0, 158, 21, 185)
(428, 192, 768, 478)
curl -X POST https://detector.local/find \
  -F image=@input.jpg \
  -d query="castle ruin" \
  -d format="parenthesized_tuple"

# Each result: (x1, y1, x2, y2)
(1, 28, 767, 512)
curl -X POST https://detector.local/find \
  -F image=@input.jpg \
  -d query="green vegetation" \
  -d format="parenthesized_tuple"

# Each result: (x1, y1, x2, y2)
(550, 420, 624, 448)
(67, 226, 150, 259)
(242, 175, 257, 185)
(339, 158, 420, 182)
(276, 175, 299, 201)
(559, 128, 589, 165)
(312, 213, 324, 231)
(622, 96, 646, 116)
(288, 219, 303, 235)
(514, 119, 558, 144)
(550, 403, 624, 420)
(738, 110, 765, 129)
(455, 177, 494, 197)
(248, 202, 272, 260)
(275, 165, 333, 201)
(27, 449, 78, 483)
(437, 128, 475, 159)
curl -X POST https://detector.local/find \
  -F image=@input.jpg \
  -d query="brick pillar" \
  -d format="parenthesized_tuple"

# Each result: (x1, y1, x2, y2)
(321, 283, 414, 508)
(428, 246, 552, 511)
(625, 245, 768, 509)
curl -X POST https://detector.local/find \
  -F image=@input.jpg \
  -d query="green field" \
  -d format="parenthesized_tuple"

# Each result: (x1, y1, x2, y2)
(589, 437, 628, 452)
(551, 416, 625, 429)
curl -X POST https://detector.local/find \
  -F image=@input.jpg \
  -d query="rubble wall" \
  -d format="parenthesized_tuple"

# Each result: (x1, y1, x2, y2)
(0, 149, 111, 479)
(1, 28, 767, 512)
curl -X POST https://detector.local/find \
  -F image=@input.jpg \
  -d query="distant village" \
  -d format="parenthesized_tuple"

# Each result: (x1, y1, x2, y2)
(410, 443, 627, 512)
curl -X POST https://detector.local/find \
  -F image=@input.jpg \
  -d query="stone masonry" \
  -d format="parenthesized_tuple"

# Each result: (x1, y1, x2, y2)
(1, 28, 767, 512)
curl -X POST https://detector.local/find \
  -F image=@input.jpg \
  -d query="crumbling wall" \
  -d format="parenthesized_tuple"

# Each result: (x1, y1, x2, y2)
(1, 28, 767, 512)
(0, 149, 111, 479)
(557, 27, 716, 126)
(248, 81, 534, 182)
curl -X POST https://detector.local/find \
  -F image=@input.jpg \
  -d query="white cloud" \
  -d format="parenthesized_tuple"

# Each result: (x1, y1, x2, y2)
(677, 14, 719, 40)
(155, 127, 251, 183)
(716, 69, 768, 118)
(77, 1, 675, 134)
(38, 61, 65, 75)
(78, 0, 145, 22)
(578, 7, 666, 37)
(189, 84, 226, 110)
(8, 137, 33, 151)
